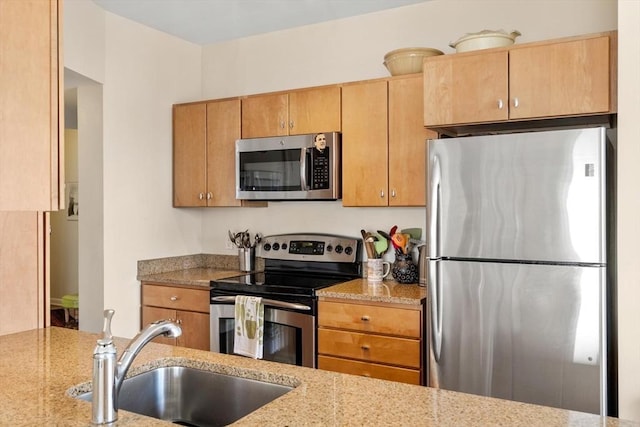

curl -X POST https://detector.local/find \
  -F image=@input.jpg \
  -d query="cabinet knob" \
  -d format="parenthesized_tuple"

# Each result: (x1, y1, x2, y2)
(380, 190, 385, 198)
(289, 120, 294, 129)
(280, 120, 285, 129)
(176, 319, 183, 325)
(497, 99, 504, 109)
(361, 345, 370, 351)
(391, 189, 396, 198)
(170, 296, 179, 302)
(361, 315, 370, 322)
(206, 192, 212, 200)
(513, 97, 520, 108)
(198, 193, 204, 200)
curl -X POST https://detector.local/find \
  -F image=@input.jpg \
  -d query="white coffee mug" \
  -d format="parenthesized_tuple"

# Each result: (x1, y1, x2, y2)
(366, 258, 391, 282)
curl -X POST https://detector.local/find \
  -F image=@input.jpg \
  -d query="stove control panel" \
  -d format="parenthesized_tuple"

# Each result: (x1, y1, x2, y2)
(258, 233, 360, 263)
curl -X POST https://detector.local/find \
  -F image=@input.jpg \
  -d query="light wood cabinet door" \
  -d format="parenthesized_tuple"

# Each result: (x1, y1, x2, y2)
(509, 36, 611, 119)
(207, 99, 242, 206)
(0, 212, 45, 335)
(423, 50, 509, 127)
(241, 93, 288, 138)
(319, 300, 421, 338)
(141, 284, 210, 351)
(0, 0, 62, 211)
(318, 328, 421, 369)
(318, 355, 421, 385)
(173, 103, 207, 207)
(341, 80, 388, 206)
(388, 76, 434, 207)
(288, 86, 341, 135)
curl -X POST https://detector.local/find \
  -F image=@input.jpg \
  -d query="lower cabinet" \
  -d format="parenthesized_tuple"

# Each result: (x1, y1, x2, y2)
(141, 283, 210, 351)
(317, 299, 423, 385)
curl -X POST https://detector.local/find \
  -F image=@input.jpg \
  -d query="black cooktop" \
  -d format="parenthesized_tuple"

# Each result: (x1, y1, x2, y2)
(211, 271, 349, 297)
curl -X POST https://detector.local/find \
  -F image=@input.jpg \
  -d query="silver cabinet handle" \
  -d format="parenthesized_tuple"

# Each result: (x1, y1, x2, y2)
(360, 315, 370, 322)
(170, 296, 178, 302)
(206, 192, 212, 200)
(289, 120, 294, 129)
(513, 97, 520, 108)
(210, 296, 311, 311)
(498, 99, 504, 109)
(380, 190, 385, 198)
(198, 193, 204, 200)
(280, 120, 285, 129)
(391, 189, 396, 198)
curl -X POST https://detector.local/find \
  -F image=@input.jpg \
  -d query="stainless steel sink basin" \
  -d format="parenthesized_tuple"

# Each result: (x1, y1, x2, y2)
(77, 365, 294, 426)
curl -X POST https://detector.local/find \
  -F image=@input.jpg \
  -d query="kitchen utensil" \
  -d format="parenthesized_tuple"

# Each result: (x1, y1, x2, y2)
(449, 29, 521, 53)
(391, 233, 408, 253)
(377, 230, 392, 241)
(383, 47, 444, 76)
(373, 232, 388, 256)
(401, 227, 422, 240)
(361, 229, 375, 258)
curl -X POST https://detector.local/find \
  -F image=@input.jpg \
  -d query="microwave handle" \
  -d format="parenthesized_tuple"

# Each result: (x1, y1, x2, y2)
(300, 148, 310, 190)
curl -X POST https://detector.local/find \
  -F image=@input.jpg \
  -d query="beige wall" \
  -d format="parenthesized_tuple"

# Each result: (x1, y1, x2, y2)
(616, 0, 640, 420)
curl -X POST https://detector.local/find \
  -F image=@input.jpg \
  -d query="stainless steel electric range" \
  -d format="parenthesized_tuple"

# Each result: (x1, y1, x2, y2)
(210, 233, 363, 368)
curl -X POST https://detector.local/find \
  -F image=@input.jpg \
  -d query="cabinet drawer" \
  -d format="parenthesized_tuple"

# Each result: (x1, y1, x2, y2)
(318, 355, 421, 385)
(318, 301, 420, 338)
(141, 284, 209, 313)
(318, 328, 420, 368)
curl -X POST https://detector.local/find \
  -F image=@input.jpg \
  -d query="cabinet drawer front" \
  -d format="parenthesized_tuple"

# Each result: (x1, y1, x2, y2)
(142, 284, 209, 313)
(318, 328, 420, 368)
(318, 301, 420, 338)
(318, 355, 421, 385)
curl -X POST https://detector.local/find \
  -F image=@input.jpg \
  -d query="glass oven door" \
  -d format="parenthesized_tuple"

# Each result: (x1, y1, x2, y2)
(210, 302, 316, 368)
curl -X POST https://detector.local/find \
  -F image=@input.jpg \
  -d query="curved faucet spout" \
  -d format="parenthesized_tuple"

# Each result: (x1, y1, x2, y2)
(115, 320, 182, 396)
(91, 312, 181, 424)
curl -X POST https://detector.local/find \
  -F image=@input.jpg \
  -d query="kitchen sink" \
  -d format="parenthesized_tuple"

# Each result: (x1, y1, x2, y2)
(76, 365, 294, 426)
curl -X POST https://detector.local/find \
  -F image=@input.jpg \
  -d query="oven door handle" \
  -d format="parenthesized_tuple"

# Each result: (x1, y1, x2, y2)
(210, 296, 311, 311)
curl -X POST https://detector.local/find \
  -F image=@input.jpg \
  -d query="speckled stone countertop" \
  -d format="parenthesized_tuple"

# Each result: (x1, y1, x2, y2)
(318, 278, 427, 305)
(2, 327, 635, 426)
(136, 253, 259, 288)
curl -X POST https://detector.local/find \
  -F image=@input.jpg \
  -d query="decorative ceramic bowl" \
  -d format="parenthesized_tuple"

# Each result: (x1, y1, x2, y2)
(383, 47, 444, 76)
(449, 30, 522, 53)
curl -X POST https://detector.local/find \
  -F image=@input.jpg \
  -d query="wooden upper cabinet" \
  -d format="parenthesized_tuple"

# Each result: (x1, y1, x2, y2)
(423, 51, 509, 127)
(241, 86, 341, 138)
(341, 80, 389, 207)
(423, 31, 616, 130)
(174, 100, 264, 208)
(206, 99, 244, 206)
(288, 86, 341, 135)
(173, 103, 207, 207)
(0, 0, 63, 211)
(509, 36, 612, 119)
(388, 76, 435, 207)
(241, 93, 288, 138)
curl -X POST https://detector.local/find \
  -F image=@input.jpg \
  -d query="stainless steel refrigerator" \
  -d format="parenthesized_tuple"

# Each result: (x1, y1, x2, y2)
(426, 127, 616, 416)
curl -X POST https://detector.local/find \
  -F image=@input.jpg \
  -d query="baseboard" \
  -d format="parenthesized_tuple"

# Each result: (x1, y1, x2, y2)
(50, 298, 64, 309)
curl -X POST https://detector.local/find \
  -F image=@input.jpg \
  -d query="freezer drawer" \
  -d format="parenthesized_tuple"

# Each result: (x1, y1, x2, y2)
(427, 259, 606, 414)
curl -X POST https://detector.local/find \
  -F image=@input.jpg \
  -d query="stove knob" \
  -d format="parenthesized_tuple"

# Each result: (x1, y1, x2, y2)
(281, 243, 287, 250)
(326, 244, 333, 252)
(335, 245, 343, 254)
(272, 243, 280, 251)
(344, 246, 353, 256)
(263, 243, 271, 251)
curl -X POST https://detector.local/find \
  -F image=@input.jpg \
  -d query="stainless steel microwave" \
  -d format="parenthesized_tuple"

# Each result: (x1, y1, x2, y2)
(235, 132, 341, 200)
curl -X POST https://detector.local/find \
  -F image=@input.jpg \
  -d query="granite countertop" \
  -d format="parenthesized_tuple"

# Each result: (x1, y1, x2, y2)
(137, 267, 243, 287)
(318, 278, 426, 305)
(2, 327, 635, 426)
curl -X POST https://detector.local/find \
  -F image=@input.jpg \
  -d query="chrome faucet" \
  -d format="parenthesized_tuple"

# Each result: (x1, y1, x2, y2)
(91, 309, 182, 424)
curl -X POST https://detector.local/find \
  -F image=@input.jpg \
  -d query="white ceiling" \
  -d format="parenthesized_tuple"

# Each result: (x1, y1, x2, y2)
(92, 0, 428, 45)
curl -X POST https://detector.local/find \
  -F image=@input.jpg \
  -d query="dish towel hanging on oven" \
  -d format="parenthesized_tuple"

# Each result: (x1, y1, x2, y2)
(233, 295, 264, 359)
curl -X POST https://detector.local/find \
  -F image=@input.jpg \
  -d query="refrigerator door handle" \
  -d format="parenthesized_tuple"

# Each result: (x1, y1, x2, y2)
(428, 259, 443, 363)
(428, 154, 441, 258)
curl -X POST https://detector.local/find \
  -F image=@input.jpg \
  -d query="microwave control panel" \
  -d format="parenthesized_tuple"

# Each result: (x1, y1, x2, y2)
(311, 148, 330, 190)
